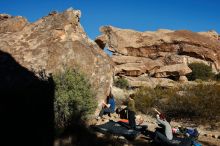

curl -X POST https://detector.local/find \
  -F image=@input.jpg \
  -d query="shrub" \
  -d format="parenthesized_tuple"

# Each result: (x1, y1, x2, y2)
(114, 77, 129, 89)
(214, 73, 220, 81)
(134, 87, 157, 113)
(187, 63, 214, 81)
(165, 84, 220, 121)
(134, 86, 177, 113)
(134, 84, 220, 122)
(54, 69, 97, 129)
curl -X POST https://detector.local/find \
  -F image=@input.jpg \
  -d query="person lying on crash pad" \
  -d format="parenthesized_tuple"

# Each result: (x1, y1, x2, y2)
(153, 108, 173, 143)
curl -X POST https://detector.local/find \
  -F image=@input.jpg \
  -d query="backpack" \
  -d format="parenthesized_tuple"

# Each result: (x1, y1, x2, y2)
(186, 128, 199, 140)
(178, 127, 199, 140)
(116, 107, 128, 119)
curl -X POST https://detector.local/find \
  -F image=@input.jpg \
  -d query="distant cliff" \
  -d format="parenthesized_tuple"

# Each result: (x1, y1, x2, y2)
(96, 26, 220, 87)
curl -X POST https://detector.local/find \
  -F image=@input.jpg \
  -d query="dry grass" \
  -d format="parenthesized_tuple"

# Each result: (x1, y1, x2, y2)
(134, 83, 220, 123)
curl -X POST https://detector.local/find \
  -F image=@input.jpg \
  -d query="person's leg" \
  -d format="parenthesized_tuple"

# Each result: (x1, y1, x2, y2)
(98, 108, 105, 117)
(128, 110, 136, 129)
(103, 108, 113, 114)
(99, 108, 112, 117)
(104, 108, 113, 117)
(131, 111, 136, 129)
(154, 131, 160, 144)
(154, 131, 170, 144)
(156, 127, 165, 135)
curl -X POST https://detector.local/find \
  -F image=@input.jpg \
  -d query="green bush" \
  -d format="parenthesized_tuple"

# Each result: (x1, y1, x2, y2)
(187, 63, 214, 81)
(114, 77, 129, 89)
(166, 84, 220, 121)
(134, 84, 220, 122)
(214, 73, 220, 81)
(134, 86, 177, 113)
(54, 69, 97, 129)
(134, 87, 157, 113)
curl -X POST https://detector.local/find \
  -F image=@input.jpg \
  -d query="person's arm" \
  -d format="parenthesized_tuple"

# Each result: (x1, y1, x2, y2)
(154, 108, 165, 123)
(102, 101, 110, 108)
(153, 108, 161, 115)
(156, 114, 166, 125)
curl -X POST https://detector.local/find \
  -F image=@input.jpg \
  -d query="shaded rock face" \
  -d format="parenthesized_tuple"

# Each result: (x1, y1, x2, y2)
(96, 26, 220, 87)
(0, 50, 54, 146)
(0, 9, 113, 102)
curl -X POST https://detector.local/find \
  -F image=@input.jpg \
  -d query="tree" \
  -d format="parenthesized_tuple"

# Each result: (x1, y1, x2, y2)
(54, 69, 97, 129)
(187, 63, 214, 81)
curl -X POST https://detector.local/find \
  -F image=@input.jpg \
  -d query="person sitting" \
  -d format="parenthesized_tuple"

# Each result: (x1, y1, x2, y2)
(153, 108, 173, 143)
(96, 93, 115, 120)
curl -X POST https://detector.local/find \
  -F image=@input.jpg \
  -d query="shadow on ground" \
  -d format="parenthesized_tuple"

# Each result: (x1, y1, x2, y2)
(55, 129, 156, 146)
(55, 120, 157, 146)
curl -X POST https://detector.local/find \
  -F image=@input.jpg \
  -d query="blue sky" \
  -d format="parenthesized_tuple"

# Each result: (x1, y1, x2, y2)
(0, 0, 219, 39)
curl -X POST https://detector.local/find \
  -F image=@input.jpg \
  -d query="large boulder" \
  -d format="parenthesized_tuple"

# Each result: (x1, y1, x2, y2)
(95, 26, 220, 88)
(154, 64, 192, 78)
(0, 9, 114, 103)
(115, 63, 146, 76)
(198, 30, 219, 40)
(96, 26, 220, 72)
(113, 55, 163, 76)
(179, 76, 188, 82)
(0, 14, 28, 33)
(113, 55, 163, 68)
(124, 74, 175, 88)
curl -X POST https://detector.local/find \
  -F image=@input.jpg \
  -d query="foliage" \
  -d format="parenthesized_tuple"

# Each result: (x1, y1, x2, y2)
(166, 84, 220, 121)
(114, 77, 129, 89)
(134, 84, 220, 122)
(214, 73, 220, 81)
(134, 87, 157, 113)
(134, 86, 177, 113)
(187, 63, 214, 81)
(54, 69, 97, 129)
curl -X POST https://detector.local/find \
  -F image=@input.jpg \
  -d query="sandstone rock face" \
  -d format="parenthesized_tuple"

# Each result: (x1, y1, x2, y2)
(154, 64, 192, 78)
(113, 55, 163, 76)
(0, 14, 28, 33)
(179, 76, 188, 82)
(96, 26, 220, 87)
(124, 74, 175, 88)
(0, 9, 114, 102)
(198, 30, 219, 40)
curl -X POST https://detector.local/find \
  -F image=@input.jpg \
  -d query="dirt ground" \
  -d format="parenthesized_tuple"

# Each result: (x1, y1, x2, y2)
(55, 114, 220, 146)
(54, 130, 220, 146)
(93, 114, 220, 146)
(199, 136, 220, 146)
(99, 133, 220, 146)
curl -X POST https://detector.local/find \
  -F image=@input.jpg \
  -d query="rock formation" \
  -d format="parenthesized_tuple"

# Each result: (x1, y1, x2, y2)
(0, 14, 28, 33)
(96, 26, 220, 87)
(198, 30, 219, 40)
(0, 9, 114, 102)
